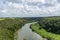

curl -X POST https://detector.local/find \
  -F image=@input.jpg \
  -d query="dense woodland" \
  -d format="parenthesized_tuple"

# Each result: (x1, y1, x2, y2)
(38, 17, 60, 34)
(31, 16, 60, 40)
(0, 18, 30, 40)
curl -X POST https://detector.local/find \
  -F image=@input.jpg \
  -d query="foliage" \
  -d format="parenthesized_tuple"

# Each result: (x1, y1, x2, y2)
(0, 18, 28, 40)
(39, 17, 60, 34)
(31, 23, 60, 40)
(31, 16, 60, 40)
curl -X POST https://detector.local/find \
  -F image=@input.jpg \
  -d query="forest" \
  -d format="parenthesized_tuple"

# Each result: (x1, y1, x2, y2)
(31, 16, 60, 40)
(0, 18, 30, 40)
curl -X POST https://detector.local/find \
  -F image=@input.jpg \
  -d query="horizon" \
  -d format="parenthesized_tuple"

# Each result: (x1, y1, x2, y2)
(0, 16, 60, 18)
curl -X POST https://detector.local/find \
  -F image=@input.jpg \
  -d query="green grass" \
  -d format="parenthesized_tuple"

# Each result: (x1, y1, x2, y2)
(31, 23, 60, 40)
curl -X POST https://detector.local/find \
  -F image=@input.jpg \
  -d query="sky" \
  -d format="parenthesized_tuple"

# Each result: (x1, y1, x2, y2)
(0, 0, 60, 17)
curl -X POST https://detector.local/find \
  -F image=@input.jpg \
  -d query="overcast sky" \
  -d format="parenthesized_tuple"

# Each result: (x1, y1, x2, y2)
(0, 0, 60, 17)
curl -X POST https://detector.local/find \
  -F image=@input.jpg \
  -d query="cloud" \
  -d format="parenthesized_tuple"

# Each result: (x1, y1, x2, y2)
(0, 0, 60, 17)
(8, 2, 24, 9)
(1, 9, 8, 13)
(57, 0, 60, 3)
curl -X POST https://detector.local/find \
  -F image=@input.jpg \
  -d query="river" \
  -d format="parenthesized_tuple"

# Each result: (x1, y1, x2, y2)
(17, 23, 47, 40)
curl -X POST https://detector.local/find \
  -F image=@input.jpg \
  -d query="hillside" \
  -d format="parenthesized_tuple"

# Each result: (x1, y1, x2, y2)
(31, 16, 60, 40)
(0, 18, 29, 40)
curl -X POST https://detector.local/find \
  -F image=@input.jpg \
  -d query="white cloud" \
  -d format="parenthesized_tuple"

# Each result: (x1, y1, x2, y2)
(1, 9, 8, 13)
(25, 0, 45, 4)
(8, 2, 24, 9)
(0, 0, 60, 17)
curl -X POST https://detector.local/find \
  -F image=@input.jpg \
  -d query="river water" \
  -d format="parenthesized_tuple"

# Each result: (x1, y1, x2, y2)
(17, 23, 47, 40)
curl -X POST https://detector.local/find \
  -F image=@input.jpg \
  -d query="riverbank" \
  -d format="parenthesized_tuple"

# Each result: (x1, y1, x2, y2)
(30, 23, 60, 40)
(0, 18, 29, 40)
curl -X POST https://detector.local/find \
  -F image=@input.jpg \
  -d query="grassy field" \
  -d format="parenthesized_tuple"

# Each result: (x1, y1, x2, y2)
(31, 17, 60, 40)
(0, 18, 30, 40)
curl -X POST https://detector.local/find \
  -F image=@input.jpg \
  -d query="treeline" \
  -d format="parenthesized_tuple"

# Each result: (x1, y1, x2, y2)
(0, 18, 28, 32)
(0, 18, 30, 40)
(38, 17, 60, 34)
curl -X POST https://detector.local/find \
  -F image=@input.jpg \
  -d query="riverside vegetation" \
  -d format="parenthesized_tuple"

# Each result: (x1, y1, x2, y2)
(31, 16, 60, 40)
(0, 18, 31, 40)
(0, 17, 41, 40)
